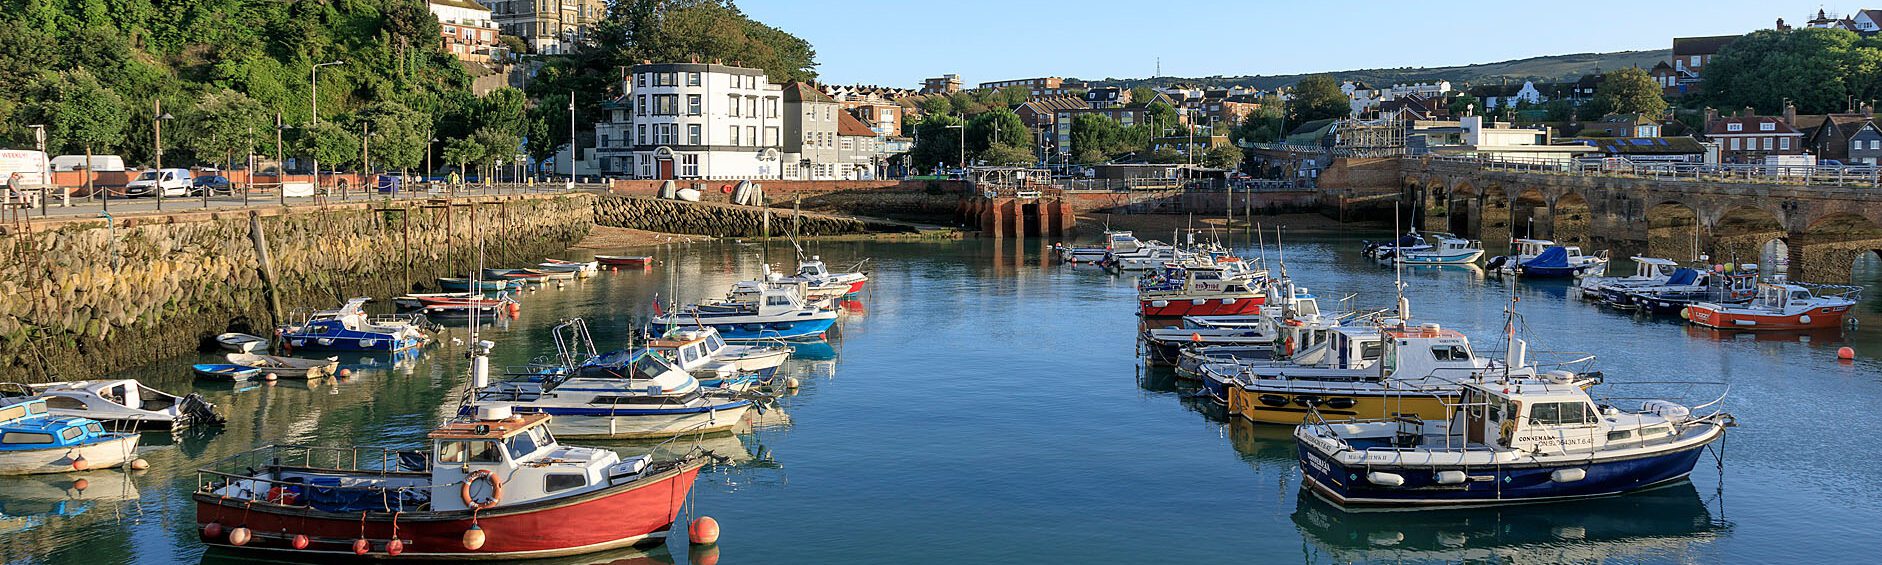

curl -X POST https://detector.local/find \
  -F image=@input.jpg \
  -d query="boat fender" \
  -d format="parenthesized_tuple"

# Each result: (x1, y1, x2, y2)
(1292, 395, 1323, 407)
(1799, 314, 1812, 325)
(1434, 470, 1467, 485)
(461, 469, 503, 510)
(1550, 468, 1587, 483)
(1258, 394, 1290, 407)
(1222, 298, 1236, 305)
(1733, 319, 1756, 326)
(1499, 420, 1516, 445)
(1366, 471, 1405, 487)
(1324, 397, 1356, 410)
(1192, 298, 1208, 306)
(1151, 300, 1169, 308)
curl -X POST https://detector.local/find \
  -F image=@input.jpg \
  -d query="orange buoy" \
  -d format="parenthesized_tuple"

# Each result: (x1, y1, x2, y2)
(338, 368, 353, 378)
(71, 454, 88, 471)
(689, 516, 720, 545)
(352, 538, 371, 555)
(202, 522, 223, 539)
(264, 373, 278, 381)
(1838, 346, 1856, 360)
(229, 526, 252, 546)
(291, 533, 310, 550)
(386, 538, 405, 556)
(691, 544, 722, 565)
(72, 478, 89, 491)
(462, 524, 487, 550)
(1190, 332, 1203, 343)
(129, 458, 150, 470)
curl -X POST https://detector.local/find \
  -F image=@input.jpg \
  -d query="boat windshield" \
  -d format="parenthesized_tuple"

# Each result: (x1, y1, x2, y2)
(705, 333, 726, 352)
(504, 426, 547, 460)
(629, 355, 671, 381)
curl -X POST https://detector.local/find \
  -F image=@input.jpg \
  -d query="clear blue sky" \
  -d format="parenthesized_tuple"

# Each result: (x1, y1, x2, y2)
(740, 0, 1846, 87)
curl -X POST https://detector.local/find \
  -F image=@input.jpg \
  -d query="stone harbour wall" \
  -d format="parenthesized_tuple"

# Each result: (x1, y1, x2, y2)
(0, 194, 594, 382)
(593, 195, 914, 237)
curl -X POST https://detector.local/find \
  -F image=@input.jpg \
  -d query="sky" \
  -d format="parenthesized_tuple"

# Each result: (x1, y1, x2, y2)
(740, 0, 1851, 87)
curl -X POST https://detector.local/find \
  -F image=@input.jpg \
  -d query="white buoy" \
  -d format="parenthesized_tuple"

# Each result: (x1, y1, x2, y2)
(471, 340, 492, 389)
(785, 376, 800, 390)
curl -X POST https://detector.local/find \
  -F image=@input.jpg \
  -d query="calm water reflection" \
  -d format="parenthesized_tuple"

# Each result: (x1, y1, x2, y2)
(1, 233, 1879, 564)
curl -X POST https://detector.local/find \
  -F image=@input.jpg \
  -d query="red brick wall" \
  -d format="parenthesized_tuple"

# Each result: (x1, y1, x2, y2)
(607, 179, 969, 202)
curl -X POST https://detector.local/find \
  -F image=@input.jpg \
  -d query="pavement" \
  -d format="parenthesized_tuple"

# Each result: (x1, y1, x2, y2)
(3, 183, 605, 223)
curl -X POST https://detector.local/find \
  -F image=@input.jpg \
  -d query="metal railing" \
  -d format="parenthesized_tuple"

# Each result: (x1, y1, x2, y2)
(1423, 154, 1882, 188)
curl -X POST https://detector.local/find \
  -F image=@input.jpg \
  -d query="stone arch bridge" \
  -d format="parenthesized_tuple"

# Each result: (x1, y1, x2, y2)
(1400, 159, 1882, 283)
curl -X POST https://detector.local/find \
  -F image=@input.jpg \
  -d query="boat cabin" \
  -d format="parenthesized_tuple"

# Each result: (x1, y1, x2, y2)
(1509, 238, 1556, 258)
(1376, 323, 1484, 380)
(1623, 256, 1680, 280)
(795, 258, 832, 279)
(428, 406, 645, 512)
(1288, 326, 1384, 369)
(1452, 377, 1682, 453)
(566, 349, 700, 395)
(0, 399, 115, 452)
(1431, 235, 1482, 252)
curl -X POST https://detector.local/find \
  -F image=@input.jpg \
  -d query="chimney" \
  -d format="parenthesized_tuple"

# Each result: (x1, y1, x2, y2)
(1866, 100, 1876, 118)
(1742, 106, 1755, 118)
(1783, 98, 1796, 125)
(1704, 106, 1718, 125)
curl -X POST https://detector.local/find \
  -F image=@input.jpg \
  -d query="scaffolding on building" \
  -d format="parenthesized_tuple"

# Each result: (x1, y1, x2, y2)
(1332, 116, 1408, 157)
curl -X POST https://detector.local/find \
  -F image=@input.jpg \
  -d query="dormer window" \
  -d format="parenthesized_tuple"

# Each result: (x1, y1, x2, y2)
(1726, 123, 1743, 132)
(1759, 122, 1776, 131)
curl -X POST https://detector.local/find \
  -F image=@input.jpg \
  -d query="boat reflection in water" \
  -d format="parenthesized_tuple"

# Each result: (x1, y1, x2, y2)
(1292, 482, 1728, 562)
(1681, 324, 1849, 345)
(1225, 417, 1300, 464)
(0, 470, 142, 537)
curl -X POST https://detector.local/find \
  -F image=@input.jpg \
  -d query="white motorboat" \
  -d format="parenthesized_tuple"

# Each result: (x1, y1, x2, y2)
(1576, 256, 1679, 300)
(0, 399, 140, 475)
(471, 350, 755, 439)
(224, 353, 339, 379)
(1, 379, 223, 431)
(650, 325, 793, 375)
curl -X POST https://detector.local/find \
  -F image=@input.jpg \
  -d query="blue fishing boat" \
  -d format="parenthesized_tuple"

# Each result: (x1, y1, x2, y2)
(652, 286, 838, 341)
(0, 399, 141, 475)
(277, 298, 430, 353)
(1295, 375, 1732, 507)
(190, 364, 261, 382)
(1515, 245, 1609, 278)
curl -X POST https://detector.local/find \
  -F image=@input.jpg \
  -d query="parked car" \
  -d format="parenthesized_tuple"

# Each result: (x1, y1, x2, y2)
(123, 168, 193, 197)
(189, 175, 233, 196)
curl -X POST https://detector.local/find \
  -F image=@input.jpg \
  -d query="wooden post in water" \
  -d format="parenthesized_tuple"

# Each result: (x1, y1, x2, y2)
(248, 211, 284, 325)
(402, 205, 412, 291)
(792, 193, 801, 237)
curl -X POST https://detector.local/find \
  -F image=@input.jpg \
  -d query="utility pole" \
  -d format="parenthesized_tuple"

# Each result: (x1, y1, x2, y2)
(275, 112, 286, 206)
(567, 91, 576, 189)
(154, 97, 170, 210)
(361, 121, 370, 198)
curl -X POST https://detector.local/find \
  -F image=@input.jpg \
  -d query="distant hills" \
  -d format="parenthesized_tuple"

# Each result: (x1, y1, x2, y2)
(1087, 50, 1673, 90)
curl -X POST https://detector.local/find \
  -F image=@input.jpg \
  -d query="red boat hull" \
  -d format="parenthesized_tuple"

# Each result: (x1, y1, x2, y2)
(1686, 304, 1850, 331)
(845, 280, 868, 294)
(1140, 295, 1265, 317)
(195, 465, 701, 560)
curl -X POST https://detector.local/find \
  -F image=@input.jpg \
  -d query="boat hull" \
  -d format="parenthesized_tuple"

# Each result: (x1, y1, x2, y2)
(1396, 250, 1484, 265)
(1298, 438, 1712, 507)
(1227, 387, 1457, 425)
(1686, 304, 1850, 331)
(1139, 296, 1265, 318)
(696, 318, 836, 341)
(193, 463, 702, 559)
(0, 434, 138, 475)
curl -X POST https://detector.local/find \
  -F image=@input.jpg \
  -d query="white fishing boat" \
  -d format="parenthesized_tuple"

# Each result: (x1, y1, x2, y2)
(653, 286, 839, 341)
(1297, 375, 1733, 507)
(224, 353, 339, 379)
(1576, 256, 1679, 300)
(1394, 234, 1484, 265)
(0, 399, 140, 475)
(650, 325, 792, 375)
(539, 259, 600, 277)
(0, 379, 223, 431)
(469, 350, 755, 439)
(215, 333, 269, 353)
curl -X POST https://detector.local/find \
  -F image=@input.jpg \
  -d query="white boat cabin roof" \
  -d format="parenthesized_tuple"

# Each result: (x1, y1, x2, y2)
(1629, 256, 1679, 266)
(429, 411, 553, 441)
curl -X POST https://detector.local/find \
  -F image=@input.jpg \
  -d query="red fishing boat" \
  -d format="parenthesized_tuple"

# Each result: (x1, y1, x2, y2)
(1138, 260, 1267, 317)
(1685, 282, 1860, 331)
(193, 406, 705, 559)
(596, 255, 654, 268)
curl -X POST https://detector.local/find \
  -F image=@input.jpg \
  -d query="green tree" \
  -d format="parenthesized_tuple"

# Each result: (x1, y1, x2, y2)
(1286, 74, 1349, 124)
(442, 136, 485, 180)
(1704, 28, 1871, 114)
(1128, 85, 1156, 107)
(967, 109, 1029, 156)
(916, 96, 952, 117)
(473, 126, 520, 181)
(1231, 99, 1286, 143)
(1589, 67, 1669, 118)
(359, 101, 430, 171)
(1146, 147, 1182, 164)
(44, 69, 129, 160)
(1069, 113, 1124, 162)
(909, 113, 964, 172)
(1145, 101, 1180, 135)
(1447, 94, 1481, 116)
(979, 144, 1034, 166)
(1204, 144, 1244, 170)
(297, 121, 361, 169)
(181, 89, 267, 169)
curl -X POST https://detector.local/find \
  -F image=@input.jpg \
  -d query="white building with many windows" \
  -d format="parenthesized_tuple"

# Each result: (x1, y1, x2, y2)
(595, 62, 784, 180)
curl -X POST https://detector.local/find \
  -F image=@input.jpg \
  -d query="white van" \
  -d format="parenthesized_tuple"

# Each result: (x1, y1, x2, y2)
(125, 168, 193, 197)
(49, 154, 127, 172)
(0, 149, 49, 186)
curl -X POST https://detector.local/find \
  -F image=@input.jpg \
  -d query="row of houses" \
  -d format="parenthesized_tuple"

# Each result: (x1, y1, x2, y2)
(591, 62, 911, 181)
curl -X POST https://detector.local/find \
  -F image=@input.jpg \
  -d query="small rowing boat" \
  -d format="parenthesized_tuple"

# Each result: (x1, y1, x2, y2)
(438, 278, 520, 292)
(596, 255, 653, 267)
(224, 353, 339, 379)
(215, 333, 269, 354)
(192, 364, 262, 382)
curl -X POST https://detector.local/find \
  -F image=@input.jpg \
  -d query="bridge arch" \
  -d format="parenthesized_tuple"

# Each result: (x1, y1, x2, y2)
(1791, 213, 1882, 283)
(1646, 201, 1704, 262)
(1479, 183, 1512, 248)
(1710, 206, 1788, 268)
(1511, 188, 1549, 241)
(1549, 192, 1592, 248)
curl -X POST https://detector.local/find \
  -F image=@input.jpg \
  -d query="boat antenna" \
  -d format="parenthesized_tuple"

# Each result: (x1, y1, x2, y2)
(1275, 225, 1289, 281)
(1393, 201, 1409, 324)
(1256, 221, 1267, 267)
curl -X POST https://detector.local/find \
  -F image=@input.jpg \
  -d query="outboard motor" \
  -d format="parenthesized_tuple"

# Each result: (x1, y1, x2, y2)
(1485, 255, 1508, 270)
(179, 393, 226, 427)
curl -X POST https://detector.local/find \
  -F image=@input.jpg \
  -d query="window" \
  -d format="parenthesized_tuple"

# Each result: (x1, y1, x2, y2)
(2, 431, 53, 444)
(746, 126, 756, 146)
(728, 95, 741, 117)
(729, 125, 740, 145)
(1780, 137, 1790, 150)
(504, 431, 541, 460)
(44, 396, 86, 410)
(686, 72, 700, 86)
(1759, 122, 1775, 131)
(1871, 140, 1881, 150)
(1690, 55, 1701, 66)
(636, 95, 647, 116)
(764, 126, 779, 146)
(1726, 122, 1742, 132)
(1763, 137, 1773, 150)
(680, 154, 699, 176)
(766, 98, 778, 118)
(1607, 429, 1634, 441)
(1430, 345, 1470, 361)
(841, 137, 854, 151)
(599, 134, 609, 148)
(1528, 402, 1596, 425)
(636, 73, 646, 87)
(687, 95, 701, 116)
(637, 124, 646, 145)
(746, 96, 756, 118)
(687, 124, 701, 145)
(59, 426, 82, 441)
(1729, 138, 1741, 151)
(545, 474, 587, 493)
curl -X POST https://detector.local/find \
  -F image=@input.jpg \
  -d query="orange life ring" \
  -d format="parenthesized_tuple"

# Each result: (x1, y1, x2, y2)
(721, 184, 734, 193)
(461, 469, 502, 510)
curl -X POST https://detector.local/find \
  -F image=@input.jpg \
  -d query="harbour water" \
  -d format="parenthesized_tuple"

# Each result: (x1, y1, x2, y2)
(4, 232, 1881, 564)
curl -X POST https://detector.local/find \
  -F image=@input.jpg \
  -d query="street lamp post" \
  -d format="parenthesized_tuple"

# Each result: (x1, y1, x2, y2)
(276, 113, 289, 206)
(310, 60, 344, 199)
(944, 122, 964, 176)
(426, 137, 438, 193)
(153, 98, 173, 211)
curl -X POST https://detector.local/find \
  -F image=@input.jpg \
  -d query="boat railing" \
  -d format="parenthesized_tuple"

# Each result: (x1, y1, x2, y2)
(193, 444, 511, 514)
(1798, 282, 1865, 301)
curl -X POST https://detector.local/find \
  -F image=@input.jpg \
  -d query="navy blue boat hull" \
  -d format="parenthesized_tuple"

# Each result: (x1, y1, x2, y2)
(1298, 440, 1713, 506)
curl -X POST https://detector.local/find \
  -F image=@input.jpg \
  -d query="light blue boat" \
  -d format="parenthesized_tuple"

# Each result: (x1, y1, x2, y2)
(0, 399, 141, 475)
(651, 286, 838, 341)
(1394, 234, 1485, 265)
(191, 364, 261, 381)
